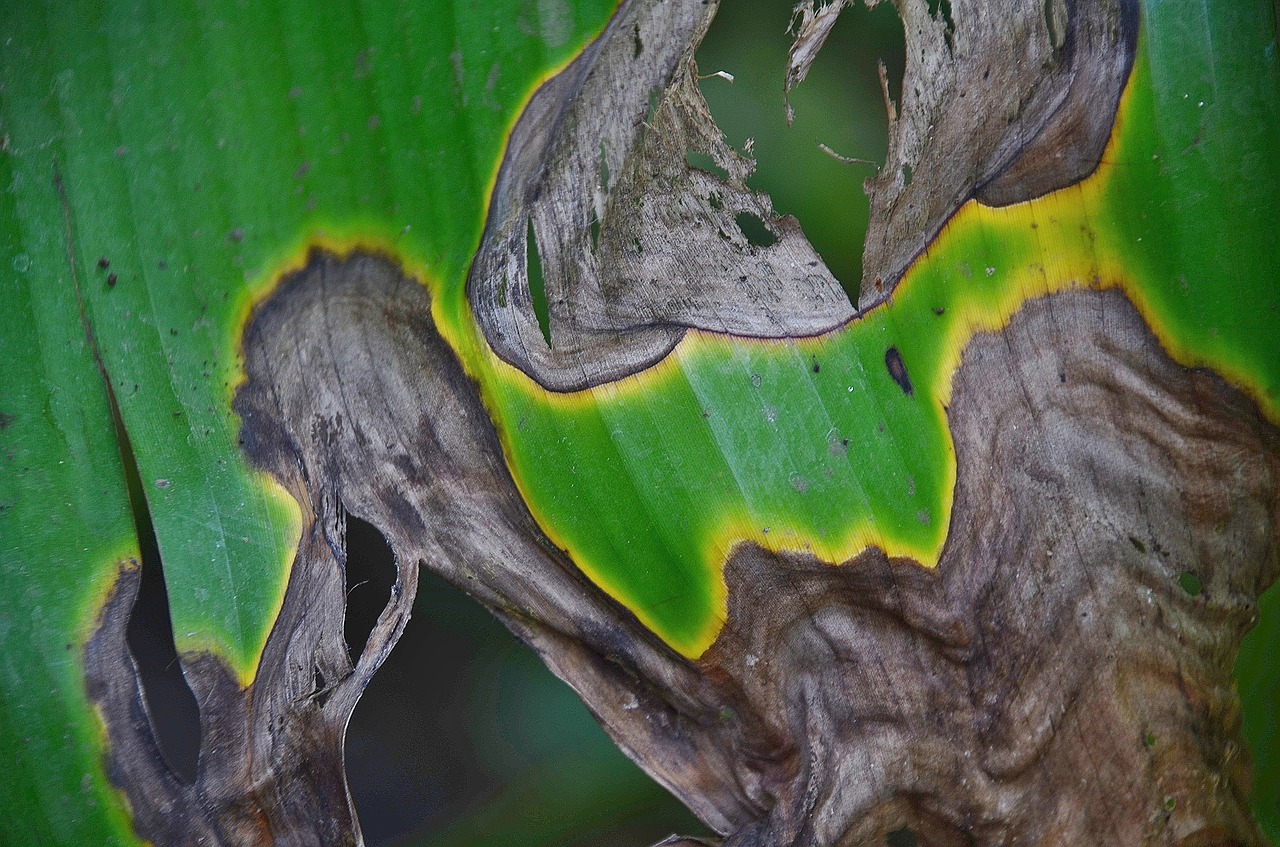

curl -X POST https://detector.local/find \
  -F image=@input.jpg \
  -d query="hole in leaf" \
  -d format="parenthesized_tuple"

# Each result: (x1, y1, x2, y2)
(696, 0, 905, 307)
(886, 827, 919, 847)
(1179, 571, 1203, 597)
(343, 514, 397, 664)
(120, 414, 201, 784)
(686, 150, 730, 180)
(901, 162, 913, 186)
(735, 211, 779, 248)
(312, 665, 333, 708)
(526, 218, 552, 347)
(928, 0, 956, 41)
(345, 565, 708, 846)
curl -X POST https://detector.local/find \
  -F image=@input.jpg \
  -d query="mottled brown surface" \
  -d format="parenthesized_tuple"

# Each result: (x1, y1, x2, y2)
(87, 250, 1279, 845)
(697, 289, 1279, 845)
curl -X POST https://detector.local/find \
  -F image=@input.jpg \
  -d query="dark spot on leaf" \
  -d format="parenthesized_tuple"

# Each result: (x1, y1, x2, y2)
(353, 49, 371, 79)
(932, 306, 945, 315)
(1128, 535, 1147, 554)
(107, 273, 118, 288)
(885, 346, 914, 396)
(155, 479, 171, 489)
(97, 257, 110, 270)
(229, 228, 245, 243)
(811, 358, 821, 374)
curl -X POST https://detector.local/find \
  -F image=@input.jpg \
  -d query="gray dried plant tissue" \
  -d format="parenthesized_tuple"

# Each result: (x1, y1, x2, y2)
(84, 1, 1279, 846)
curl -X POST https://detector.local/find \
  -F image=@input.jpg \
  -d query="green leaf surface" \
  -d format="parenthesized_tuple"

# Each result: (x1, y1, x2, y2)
(1, 0, 615, 841)
(0, 153, 141, 845)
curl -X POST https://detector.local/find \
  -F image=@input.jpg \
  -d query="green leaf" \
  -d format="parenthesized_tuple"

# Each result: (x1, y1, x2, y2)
(1, 0, 615, 841)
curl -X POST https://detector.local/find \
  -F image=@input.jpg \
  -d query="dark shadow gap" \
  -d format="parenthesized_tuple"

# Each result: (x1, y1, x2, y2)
(345, 564, 707, 847)
(526, 218, 552, 347)
(695, 0, 906, 307)
(343, 514, 397, 663)
(118, 410, 202, 784)
(886, 826, 919, 847)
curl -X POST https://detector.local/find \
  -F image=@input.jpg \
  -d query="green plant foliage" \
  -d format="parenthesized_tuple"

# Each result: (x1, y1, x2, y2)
(0, 0, 614, 842)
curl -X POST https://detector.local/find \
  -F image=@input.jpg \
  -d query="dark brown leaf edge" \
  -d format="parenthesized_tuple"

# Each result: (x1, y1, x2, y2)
(84, 1, 1280, 846)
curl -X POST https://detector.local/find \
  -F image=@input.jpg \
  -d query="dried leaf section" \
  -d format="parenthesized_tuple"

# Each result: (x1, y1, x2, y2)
(822, 0, 1138, 306)
(474, 0, 1138, 389)
(470, 0, 855, 392)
